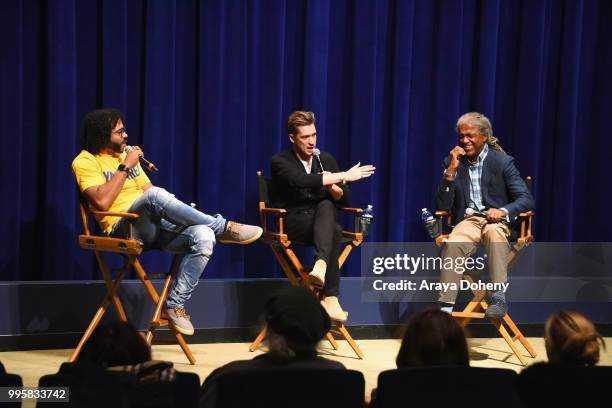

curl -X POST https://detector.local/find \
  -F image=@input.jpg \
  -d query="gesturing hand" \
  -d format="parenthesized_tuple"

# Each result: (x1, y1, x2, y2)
(345, 162, 376, 182)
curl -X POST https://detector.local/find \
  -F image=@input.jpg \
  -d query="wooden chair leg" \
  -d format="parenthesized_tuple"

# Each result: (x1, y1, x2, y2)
(95, 251, 128, 321)
(333, 322, 364, 359)
(250, 325, 268, 352)
(271, 246, 300, 285)
(146, 271, 175, 342)
(70, 256, 128, 362)
(326, 332, 339, 350)
(338, 244, 354, 269)
(453, 286, 536, 365)
(257, 244, 364, 359)
(171, 326, 196, 365)
(142, 256, 195, 365)
(491, 318, 529, 366)
(503, 314, 537, 358)
(283, 247, 310, 285)
(132, 258, 161, 304)
(69, 297, 111, 362)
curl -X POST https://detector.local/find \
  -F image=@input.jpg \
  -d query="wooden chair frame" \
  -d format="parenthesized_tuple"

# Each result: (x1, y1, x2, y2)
(70, 197, 196, 365)
(249, 171, 365, 359)
(434, 177, 537, 366)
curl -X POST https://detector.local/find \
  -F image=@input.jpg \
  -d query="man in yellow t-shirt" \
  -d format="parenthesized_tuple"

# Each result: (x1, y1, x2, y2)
(72, 108, 263, 335)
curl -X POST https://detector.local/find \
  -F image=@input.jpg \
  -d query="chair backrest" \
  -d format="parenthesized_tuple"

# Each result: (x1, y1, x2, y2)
(38, 363, 200, 408)
(516, 363, 612, 407)
(76, 187, 93, 236)
(525, 175, 532, 192)
(0, 361, 23, 408)
(256, 170, 273, 206)
(216, 368, 365, 408)
(375, 367, 518, 408)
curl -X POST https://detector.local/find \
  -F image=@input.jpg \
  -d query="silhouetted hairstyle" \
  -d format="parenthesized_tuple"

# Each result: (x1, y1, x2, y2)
(545, 310, 605, 366)
(396, 309, 469, 368)
(80, 108, 124, 154)
(263, 286, 331, 362)
(77, 321, 151, 367)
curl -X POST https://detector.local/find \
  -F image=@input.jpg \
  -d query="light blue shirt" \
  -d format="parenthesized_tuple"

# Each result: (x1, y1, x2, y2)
(467, 144, 488, 211)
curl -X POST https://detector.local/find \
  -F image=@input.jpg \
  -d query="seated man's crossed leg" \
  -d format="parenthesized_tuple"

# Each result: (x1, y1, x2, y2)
(285, 199, 346, 321)
(111, 186, 262, 334)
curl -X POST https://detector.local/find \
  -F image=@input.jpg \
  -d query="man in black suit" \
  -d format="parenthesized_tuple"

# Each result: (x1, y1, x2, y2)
(271, 111, 375, 321)
(436, 112, 534, 318)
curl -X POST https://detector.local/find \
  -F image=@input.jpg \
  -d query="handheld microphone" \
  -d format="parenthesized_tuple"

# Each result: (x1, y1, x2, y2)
(313, 148, 324, 172)
(125, 145, 159, 173)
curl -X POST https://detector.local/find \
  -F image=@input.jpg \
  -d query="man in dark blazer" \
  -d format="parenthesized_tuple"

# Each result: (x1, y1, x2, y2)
(436, 112, 534, 318)
(271, 111, 375, 321)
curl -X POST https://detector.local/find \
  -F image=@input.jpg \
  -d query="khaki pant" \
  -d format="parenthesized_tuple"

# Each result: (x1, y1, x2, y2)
(438, 216, 511, 304)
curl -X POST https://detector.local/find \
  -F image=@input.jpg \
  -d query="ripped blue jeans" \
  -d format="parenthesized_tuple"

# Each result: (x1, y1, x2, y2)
(111, 187, 226, 308)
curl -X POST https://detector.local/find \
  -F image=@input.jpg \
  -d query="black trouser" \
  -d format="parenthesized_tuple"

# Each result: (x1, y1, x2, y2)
(284, 200, 342, 296)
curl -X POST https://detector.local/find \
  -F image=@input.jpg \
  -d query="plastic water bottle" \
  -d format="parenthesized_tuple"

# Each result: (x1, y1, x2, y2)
(358, 205, 374, 236)
(421, 208, 440, 238)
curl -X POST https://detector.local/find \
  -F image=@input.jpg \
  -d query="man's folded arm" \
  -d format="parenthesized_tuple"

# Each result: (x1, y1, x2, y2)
(271, 156, 323, 189)
(73, 157, 127, 211)
(82, 173, 128, 211)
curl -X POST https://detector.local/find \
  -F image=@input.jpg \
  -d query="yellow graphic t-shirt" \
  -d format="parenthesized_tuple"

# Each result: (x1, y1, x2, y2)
(72, 150, 151, 234)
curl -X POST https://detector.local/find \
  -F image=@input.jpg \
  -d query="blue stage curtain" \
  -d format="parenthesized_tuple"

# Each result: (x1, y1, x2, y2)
(1, 0, 611, 280)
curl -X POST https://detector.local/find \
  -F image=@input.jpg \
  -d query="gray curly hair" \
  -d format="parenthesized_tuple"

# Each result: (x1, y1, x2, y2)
(456, 112, 505, 154)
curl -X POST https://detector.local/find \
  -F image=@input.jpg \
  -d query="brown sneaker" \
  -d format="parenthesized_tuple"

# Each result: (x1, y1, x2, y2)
(164, 307, 194, 335)
(217, 221, 263, 244)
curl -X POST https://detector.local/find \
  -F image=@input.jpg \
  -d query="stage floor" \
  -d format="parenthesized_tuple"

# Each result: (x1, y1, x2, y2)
(2, 337, 611, 407)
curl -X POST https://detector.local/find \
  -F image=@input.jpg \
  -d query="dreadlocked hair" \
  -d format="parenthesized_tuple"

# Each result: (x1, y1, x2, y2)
(456, 112, 506, 154)
(80, 108, 124, 154)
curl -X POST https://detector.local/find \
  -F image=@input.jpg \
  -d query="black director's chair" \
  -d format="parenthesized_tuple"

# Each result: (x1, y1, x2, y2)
(249, 171, 365, 359)
(70, 193, 196, 365)
(433, 176, 537, 366)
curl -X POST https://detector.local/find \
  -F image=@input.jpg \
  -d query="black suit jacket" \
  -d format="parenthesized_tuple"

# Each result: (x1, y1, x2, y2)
(436, 148, 535, 226)
(270, 149, 351, 210)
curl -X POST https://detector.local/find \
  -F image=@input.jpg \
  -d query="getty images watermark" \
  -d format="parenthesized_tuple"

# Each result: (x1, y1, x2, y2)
(369, 251, 508, 294)
(361, 242, 612, 303)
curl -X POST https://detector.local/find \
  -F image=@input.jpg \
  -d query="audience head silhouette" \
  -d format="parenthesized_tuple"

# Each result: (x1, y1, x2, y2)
(545, 310, 605, 366)
(396, 309, 469, 368)
(78, 321, 151, 367)
(263, 286, 331, 360)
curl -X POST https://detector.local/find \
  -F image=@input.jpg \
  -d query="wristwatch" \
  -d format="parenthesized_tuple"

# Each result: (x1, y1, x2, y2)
(117, 163, 129, 172)
(443, 168, 456, 178)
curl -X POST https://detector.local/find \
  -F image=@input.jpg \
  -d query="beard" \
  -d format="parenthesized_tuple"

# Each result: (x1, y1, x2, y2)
(110, 141, 124, 154)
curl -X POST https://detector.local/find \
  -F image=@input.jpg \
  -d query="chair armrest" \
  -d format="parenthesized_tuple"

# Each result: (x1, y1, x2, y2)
(339, 207, 363, 213)
(517, 211, 534, 242)
(261, 208, 287, 214)
(91, 211, 140, 219)
(435, 210, 453, 226)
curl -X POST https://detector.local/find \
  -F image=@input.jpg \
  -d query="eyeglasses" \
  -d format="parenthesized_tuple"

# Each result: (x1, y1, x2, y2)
(112, 128, 127, 137)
